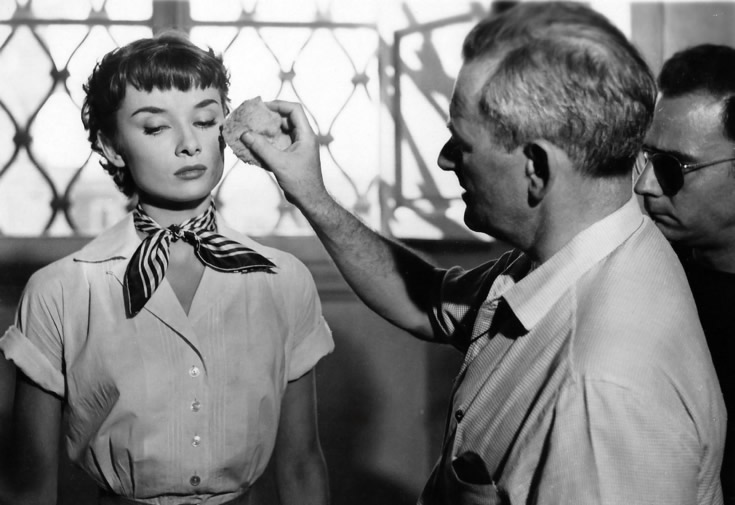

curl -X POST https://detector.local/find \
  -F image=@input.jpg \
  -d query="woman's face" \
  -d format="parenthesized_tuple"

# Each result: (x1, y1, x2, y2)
(101, 85, 226, 209)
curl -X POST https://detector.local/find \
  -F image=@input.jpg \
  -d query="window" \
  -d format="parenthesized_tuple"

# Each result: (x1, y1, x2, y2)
(0, 0, 637, 239)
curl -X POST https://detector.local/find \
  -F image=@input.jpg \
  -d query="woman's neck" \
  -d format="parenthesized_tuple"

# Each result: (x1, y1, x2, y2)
(138, 195, 212, 228)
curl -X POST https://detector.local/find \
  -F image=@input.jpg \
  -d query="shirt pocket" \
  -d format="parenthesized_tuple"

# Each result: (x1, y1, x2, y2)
(448, 451, 509, 505)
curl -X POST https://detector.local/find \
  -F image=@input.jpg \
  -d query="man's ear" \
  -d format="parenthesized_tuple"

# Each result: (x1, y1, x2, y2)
(523, 141, 552, 205)
(98, 133, 125, 168)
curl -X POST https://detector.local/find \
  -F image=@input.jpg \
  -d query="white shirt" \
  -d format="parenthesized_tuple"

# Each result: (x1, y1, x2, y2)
(1, 213, 334, 505)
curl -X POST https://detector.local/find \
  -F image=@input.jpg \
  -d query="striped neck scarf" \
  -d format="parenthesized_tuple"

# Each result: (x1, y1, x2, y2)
(123, 202, 276, 317)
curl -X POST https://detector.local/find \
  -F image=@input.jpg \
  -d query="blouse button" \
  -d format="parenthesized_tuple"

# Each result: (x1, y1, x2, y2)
(191, 400, 201, 412)
(192, 435, 201, 447)
(189, 366, 201, 378)
(190, 475, 201, 486)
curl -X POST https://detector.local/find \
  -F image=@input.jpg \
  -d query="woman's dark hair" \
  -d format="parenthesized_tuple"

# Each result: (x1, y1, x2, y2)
(81, 32, 230, 197)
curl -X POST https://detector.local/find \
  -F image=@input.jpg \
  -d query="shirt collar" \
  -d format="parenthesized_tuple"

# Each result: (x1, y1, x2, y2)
(503, 197, 644, 331)
(73, 213, 140, 263)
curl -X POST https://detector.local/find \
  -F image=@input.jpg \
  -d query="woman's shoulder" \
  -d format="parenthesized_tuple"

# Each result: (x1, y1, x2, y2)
(24, 249, 90, 301)
(217, 221, 311, 276)
(26, 214, 136, 296)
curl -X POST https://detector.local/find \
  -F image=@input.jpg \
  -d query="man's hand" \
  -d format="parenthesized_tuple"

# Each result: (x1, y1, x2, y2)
(240, 100, 328, 207)
(243, 101, 437, 340)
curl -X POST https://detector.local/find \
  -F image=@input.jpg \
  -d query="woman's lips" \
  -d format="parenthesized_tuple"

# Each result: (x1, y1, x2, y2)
(175, 164, 207, 179)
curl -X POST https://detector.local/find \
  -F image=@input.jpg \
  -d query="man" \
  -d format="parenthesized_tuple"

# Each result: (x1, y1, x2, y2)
(243, 3, 726, 504)
(635, 43, 735, 503)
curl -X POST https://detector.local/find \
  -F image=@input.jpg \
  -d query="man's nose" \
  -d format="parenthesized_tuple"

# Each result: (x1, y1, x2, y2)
(438, 140, 458, 172)
(633, 161, 663, 197)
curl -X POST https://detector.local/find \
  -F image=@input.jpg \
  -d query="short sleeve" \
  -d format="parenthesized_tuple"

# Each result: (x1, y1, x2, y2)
(521, 378, 702, 505)
(430, 250, 525, 350)
(0, 269, 67, 397)
(279, 258, 334, 381)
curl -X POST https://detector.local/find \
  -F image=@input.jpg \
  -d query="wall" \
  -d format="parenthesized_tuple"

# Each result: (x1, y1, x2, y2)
(632, 2, 735, 73)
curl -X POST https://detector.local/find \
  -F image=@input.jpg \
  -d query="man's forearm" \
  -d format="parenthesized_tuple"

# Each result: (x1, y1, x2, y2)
(296, 191, 438, 340)
(240, 101, 440, 340)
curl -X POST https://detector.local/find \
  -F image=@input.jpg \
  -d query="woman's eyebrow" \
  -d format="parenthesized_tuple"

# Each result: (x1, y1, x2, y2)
(195, 98, 220, 109)
(130, 106, 165, 117)
(130, 99, 220, 118)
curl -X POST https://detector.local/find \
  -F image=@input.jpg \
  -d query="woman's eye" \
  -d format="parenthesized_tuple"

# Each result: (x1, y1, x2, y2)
(196, 119, 218, 129)
(143, 126, 166, 135)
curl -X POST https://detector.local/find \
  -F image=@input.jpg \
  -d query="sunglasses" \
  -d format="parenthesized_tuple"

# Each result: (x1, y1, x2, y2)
(640, 148, 735, 195)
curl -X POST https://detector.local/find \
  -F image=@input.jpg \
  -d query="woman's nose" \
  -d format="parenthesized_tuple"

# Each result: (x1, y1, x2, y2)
(176, 127, 202, 157)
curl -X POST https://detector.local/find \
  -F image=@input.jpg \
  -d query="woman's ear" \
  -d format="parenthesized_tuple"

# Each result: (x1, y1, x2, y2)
(523, 142, 551, 205)
(98, 133, 126, 168)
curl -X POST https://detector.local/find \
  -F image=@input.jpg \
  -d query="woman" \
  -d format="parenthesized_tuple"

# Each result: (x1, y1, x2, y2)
(0, 32, 333, 505)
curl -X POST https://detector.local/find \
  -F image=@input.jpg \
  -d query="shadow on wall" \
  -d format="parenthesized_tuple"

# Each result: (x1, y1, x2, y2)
(317, 302, 420, 505)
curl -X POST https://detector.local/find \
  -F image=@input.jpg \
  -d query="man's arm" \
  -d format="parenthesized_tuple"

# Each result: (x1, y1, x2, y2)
(242, 101, 438, 340)
(272, 369, 329, 505)
(522, 380, 700, 505)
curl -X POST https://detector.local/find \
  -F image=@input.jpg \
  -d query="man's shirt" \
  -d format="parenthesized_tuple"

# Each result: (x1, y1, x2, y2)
(421, 198, 726, 505)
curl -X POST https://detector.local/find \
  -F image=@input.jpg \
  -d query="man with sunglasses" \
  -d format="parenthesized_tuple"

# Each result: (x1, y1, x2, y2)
(635, 43, 735, 503)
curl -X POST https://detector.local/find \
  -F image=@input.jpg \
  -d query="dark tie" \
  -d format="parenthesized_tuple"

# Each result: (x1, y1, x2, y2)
(123, 203, 276, 317)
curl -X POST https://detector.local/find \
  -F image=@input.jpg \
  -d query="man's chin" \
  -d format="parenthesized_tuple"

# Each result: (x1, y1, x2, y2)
(463, 212, 481, 233)
(463, 213, 507, 242)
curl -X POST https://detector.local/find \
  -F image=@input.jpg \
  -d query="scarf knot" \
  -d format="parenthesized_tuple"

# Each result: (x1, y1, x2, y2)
(123, 202, 276, 318)
(168, 225, 184, 240)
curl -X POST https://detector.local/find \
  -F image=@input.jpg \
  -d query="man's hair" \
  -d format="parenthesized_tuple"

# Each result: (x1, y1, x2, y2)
(81, 32, 230, 197)
(462, 2, 656, 177)
(658, 44, 735, 143)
